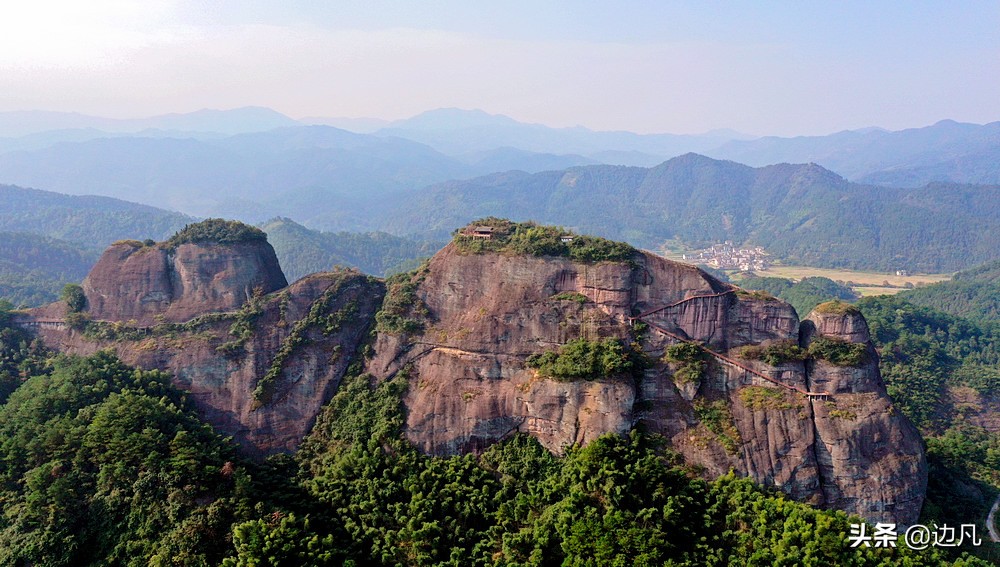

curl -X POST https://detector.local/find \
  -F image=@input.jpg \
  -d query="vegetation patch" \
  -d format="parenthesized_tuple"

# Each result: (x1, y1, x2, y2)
(526, 337, 640, 381)
(813, 300, 861, 316)
(81, 319, 150, 342)
(375, 262, 429, 335)
(216, 288, 268, 355)
(452, 217, 636, 263)
(550, 291, 589, 304)
(808, 337, 868, 366)
(827, 408, 858, 420)
(739, 386, 796, 411)
(693, 399, 742, 455)
(165, 218, 268, 249)
(60, 283, 87, 313)
(734, 288, 779, 302)
(736, 339, 807, 366)
(662, 342, 708, 385)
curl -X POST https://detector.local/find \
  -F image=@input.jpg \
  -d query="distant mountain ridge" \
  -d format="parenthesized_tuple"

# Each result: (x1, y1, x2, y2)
(0, 124, 620, 229)
(385, 153, 1000, 272)
(707, 119, 1000, 185)
(375, 107, 745, 163)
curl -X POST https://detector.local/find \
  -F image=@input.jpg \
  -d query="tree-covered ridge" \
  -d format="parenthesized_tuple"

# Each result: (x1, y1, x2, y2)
(901, 259, 1000, 325)
(0, 231, 99, 308)
(0, 184, 192, 248)
(0, 352, 255, 566)
(453, 217, 637, 263)
(165, 218, 268, 248)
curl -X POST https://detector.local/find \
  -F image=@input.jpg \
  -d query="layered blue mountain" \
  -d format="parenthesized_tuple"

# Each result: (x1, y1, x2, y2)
(706, 119, 1000, 185)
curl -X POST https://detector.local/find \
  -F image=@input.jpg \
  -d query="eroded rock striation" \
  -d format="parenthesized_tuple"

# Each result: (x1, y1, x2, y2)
(16, 221, 926, 525)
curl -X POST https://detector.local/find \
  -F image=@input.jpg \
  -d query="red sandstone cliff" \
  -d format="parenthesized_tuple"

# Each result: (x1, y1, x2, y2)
(80, 239, 288, 326)
(21, 235, 379, 457)
(17, 232, 926, 525)
(364, 244, 926, 526)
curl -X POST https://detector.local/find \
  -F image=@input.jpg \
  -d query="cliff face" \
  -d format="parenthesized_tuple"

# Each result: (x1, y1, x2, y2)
(803, 309, 927, 526)
(18, 234, 926, 525)
(82, 240, 288, 326)
(365, 244, 926, 525)
(23, 239, 377, 458)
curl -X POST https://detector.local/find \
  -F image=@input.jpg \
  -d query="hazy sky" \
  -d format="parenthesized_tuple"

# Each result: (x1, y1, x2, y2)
(1, 1, 998, 136)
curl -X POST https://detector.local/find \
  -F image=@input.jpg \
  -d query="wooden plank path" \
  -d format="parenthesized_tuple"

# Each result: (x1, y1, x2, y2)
(633, 307, 830, 400)
(633, 289, 735, 319)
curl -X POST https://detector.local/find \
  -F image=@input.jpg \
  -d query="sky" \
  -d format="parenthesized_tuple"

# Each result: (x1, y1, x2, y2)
(0, 0, 998, 136)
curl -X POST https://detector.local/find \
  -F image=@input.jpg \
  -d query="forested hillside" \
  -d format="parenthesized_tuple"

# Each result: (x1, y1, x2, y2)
(0, 184, 191, 246)
(0, 232, 98, 307)
(900, 260, 1000, 324)
(387, 154, 1000, 272)
(0, 297, 990, 565)
(262, 218, 441, 281)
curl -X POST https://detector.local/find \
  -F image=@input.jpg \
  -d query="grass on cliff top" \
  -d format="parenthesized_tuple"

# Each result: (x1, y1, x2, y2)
(812, 300, 861, 316)
(452, 217, 636, 263)
(165, 219, 268, 249)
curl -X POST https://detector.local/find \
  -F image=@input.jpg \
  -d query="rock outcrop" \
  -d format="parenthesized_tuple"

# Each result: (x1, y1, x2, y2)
(803, 306, 927, 526)
(81, 239, 288, 326)
(365, 244, 926, 526)
(16, 224, 927, 525)
(20, 227, 379, 457)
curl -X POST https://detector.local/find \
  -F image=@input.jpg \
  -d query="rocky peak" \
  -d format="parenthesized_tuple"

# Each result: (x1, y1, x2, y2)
(81, 220, 287, 325)
(802, 301, 926, 525)
(801, 300, 871, 344)
(364, 226, 926, 526)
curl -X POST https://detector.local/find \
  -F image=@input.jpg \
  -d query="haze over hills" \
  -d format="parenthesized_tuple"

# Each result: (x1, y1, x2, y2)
(0, 123, 614, 228)
(706, 119, 1000, 185)
(374, 107, 746, 164)
(3, 106, 1000, 275)
(0, 107, 300, 138)
(0, 184, 191, 246)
